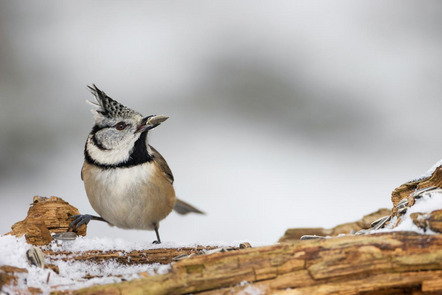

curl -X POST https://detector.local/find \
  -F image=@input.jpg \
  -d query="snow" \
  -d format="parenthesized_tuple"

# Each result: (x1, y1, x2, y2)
(239, 285, 264, 295)
(380, 189, 442, 234)
(48, 235, 249, 253)
(0, 235, 214, 293)
(371, 160, 442, 235)
(237, 281, 265, 295)
(0, 235, 31, 268)
(0, 234, 250, 293)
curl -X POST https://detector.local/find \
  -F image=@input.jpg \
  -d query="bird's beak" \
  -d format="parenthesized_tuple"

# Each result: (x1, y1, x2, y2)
(136, 115, 169, 133)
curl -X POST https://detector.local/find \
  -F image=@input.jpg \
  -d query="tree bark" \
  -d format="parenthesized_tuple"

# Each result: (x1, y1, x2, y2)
(74, 232, 442, 295)
(6, 196, 86, 245)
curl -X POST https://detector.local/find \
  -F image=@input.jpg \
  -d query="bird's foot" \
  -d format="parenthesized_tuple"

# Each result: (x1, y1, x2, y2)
(68, 214, 95, 232)
(152, 240, 161, 244)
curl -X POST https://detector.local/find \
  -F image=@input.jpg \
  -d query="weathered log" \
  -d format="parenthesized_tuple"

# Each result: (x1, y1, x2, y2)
(75, 232, 442, 295)
(0, 246, 241, 293)
(43, 246, 236, 266)
(6, 196, 86, 245)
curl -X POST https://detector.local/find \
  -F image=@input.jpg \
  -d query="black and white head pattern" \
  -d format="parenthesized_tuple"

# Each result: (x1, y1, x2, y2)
(85, 84, 152, 168)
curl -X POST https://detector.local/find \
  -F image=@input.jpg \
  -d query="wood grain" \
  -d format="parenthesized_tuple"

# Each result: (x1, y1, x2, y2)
(75, 232, 442, 295)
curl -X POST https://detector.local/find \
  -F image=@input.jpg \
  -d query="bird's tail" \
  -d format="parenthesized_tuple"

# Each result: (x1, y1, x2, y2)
(174, 198, 205, 215)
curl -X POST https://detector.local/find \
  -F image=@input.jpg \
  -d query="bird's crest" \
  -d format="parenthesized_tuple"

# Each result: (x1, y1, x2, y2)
(87, 84, 141, 119)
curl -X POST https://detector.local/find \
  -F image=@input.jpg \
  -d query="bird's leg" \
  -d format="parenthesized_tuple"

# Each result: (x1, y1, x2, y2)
(152, 223, 161, 244)
(68, 214, 108, 232)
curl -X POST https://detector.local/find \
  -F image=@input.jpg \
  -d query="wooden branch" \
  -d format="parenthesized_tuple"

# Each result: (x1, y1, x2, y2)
(75, 232, 442, 295)
(279, 208, 391, 242)
(43, 246, 233, 266)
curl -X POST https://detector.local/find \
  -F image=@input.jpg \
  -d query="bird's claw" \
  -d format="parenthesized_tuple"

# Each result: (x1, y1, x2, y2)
(68, 214, 93, 232)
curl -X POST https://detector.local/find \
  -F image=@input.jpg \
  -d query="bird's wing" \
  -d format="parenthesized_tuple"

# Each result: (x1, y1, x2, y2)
(149, 145, 174, 184)
(148, 145, 205, 215)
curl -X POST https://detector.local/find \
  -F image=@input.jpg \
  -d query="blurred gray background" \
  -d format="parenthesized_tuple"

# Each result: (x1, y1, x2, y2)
(1, 1, 442, 244)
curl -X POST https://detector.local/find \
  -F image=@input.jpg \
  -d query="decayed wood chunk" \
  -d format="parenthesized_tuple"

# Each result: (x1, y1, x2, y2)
(75, 232, 442, 295)
(6, 196, 86, 245)
(429, 209, 442, 233)
(391, 166, 442, 216)
(391, 179, 420, 215)
(411, 210, 442, 233)
(279, 208, 391, 242)
(410, 212, 429, 230)
(0, 266, 32, 293)
(389, 164, 442, 231)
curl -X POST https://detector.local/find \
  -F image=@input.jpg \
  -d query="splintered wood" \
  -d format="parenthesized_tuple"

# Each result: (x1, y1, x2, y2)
(75, 232, 442, 295)
(389, 165, 442, 233)
(391, 166, 442, 215)
(6, 196, 86, 245)
(411, 210, 442, 233)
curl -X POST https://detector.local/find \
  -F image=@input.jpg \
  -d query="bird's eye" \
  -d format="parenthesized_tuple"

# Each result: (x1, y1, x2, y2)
(115, 122, 127, 130)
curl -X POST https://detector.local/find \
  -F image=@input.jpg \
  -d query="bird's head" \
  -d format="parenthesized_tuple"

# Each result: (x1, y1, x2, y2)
(85, 84, 168, 167)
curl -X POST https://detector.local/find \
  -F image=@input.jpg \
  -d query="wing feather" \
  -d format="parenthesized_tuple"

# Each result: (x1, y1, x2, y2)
(149, 145, 174, 184)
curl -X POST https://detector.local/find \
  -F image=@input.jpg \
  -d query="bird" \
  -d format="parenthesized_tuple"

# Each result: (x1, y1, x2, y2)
(68, 84, 204, 243)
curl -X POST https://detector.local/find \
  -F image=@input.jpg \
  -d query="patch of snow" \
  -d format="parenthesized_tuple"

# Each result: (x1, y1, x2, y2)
(1, 231, 258, 293)
(378, 189, 442, 234)
(239, 284, 264, 295)
(0, 235, 31, 268)
(49, 236, 249, 253)
(0, 235, 223, 293)
(235, 281, 265, 295)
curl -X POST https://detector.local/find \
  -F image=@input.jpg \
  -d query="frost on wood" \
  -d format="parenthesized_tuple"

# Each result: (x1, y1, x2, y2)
(0, 235, 235, 294)
(392, 165, 442, 216)
(388, 162, 442, 234)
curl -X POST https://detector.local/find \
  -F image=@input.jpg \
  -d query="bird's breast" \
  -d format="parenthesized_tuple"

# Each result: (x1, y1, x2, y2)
(81, 161, 176, 230)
